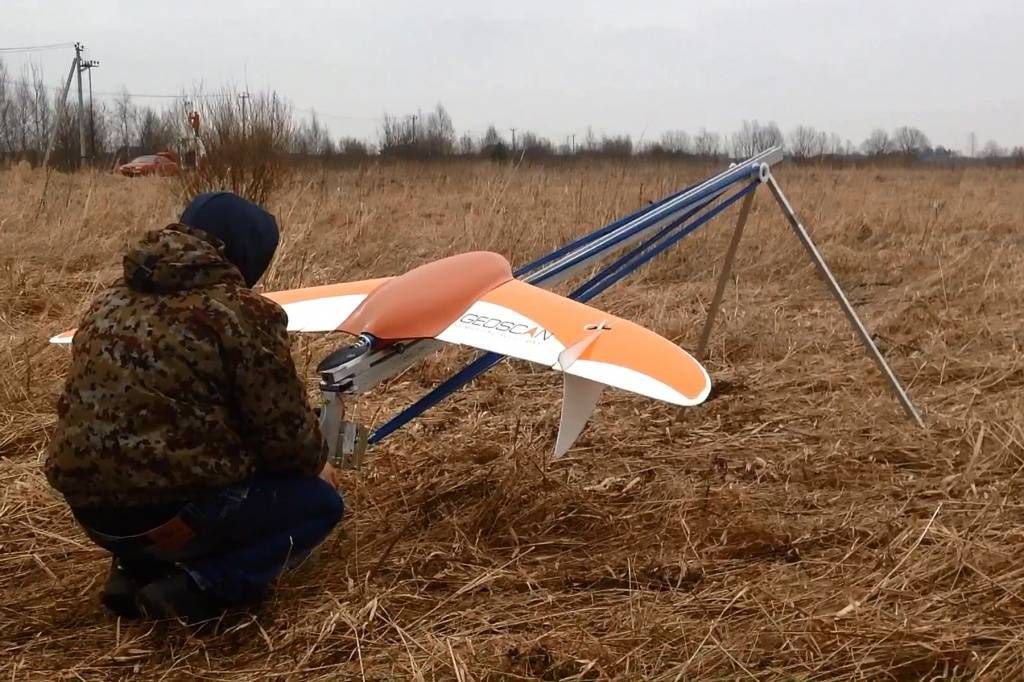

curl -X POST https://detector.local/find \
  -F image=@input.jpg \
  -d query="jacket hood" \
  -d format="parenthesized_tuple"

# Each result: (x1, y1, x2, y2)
(123, 224, 245, 293)
(179, 192, 279, 287)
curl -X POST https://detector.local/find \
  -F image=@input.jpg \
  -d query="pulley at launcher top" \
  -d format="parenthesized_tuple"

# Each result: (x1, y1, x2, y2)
(50, 147, 925, 468)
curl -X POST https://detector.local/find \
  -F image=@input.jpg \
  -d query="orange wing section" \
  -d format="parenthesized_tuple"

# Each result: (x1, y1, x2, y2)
(339, 252, 513, 341)
(481, 280, 708, 401)
(264, 278, 390, 306)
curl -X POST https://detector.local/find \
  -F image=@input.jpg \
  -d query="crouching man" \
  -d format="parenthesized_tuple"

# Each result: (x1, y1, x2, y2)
(44, 192, 344, 622)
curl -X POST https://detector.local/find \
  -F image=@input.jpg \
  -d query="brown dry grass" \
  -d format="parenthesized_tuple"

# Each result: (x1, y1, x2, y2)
(1, 159, 1022, 680)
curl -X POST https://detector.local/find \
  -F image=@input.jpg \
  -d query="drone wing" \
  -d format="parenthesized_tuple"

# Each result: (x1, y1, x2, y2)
(435, 279, 711, 455)
(47, 278, 391, 344)
(265, 278, 391, 332)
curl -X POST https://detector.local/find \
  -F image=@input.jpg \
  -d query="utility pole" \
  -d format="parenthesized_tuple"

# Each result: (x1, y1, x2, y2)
(239, 91, 250, 138)
(74, 42, 86, 167)
(509, 127, 517, 153)
(79, 55, 99, 162)
(968, 131, 977, 158)
(42, 53, 78, 168)
(571, 134, 576, 155)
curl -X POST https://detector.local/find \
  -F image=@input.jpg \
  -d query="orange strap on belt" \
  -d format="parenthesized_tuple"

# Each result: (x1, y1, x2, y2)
(145, 517, 196, 552)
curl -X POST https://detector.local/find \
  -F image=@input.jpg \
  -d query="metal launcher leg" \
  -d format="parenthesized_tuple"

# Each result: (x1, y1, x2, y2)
(696, 191, 756, 358)
(765, 172, 925, 428)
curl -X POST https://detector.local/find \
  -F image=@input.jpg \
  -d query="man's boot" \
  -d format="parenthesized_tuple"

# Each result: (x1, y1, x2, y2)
(101, 558, 142, 619)
(136, 571, 225, 623)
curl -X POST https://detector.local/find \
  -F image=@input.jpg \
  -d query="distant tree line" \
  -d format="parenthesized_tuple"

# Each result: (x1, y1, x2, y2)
(2, 58, 1022, 169)
(0, 57, 195, 167)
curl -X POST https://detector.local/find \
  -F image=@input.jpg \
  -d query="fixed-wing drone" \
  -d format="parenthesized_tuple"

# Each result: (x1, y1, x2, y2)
(49, 248, 711, 463)
(51, 147, 925, 467)
(270, 250, 709, 457)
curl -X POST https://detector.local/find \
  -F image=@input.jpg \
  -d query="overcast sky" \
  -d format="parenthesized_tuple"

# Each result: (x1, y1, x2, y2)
(4, 0, 1022, 152)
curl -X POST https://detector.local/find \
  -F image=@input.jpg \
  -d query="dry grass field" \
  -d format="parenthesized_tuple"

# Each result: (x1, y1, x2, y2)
(1, 160, 1022, 680)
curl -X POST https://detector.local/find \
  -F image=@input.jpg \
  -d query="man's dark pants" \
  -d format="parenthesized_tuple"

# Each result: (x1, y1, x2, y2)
(76, 474, 344, 607)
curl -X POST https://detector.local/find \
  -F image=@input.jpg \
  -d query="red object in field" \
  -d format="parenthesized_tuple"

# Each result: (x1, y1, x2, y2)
(118, 154, 180, 177)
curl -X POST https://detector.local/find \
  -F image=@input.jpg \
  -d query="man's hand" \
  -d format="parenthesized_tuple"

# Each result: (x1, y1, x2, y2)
(320, 462, 342, 490)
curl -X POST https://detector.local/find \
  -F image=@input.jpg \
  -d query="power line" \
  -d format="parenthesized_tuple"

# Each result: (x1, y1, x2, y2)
(92, 90, 232, 100)
(0, 77, 234, 100)
(296, 106, 382, 122)
(0, 42, 75, 54)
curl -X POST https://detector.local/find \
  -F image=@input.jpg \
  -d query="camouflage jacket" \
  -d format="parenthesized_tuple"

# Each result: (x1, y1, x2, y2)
(45, 224, 326, 509)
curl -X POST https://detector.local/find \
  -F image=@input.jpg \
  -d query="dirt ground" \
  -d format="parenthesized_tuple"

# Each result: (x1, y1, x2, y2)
(1, 160, 1022, 680)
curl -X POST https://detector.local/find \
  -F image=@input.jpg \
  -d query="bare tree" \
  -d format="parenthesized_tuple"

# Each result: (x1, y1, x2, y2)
(731, 120, 783, 158)
(659, 130, 692, 154)
(862, 128, 891, 155)
(51, 101, 83, 168)
(86, 101, 113, 160)
(599, 134, 632, 157)
(10, 79, 30, 154)
(980, 139, 1005, 158)
(379, 103, 456, 157)
(338, 137, 370, 158)
(892, 126, 930, 157)
(422, 103, 455, 156)
(112, 88, 134, 156)
(693, 128, 722, 158)
(788, 125, 827, 159)
(134, 106, 174, 151)
(293, 111, 333, 157)
(456, 132, 476, 155)
(518, 131, 553, 157)
(17, 63, 54, 156)
(378, 112, 415, 156)
(480, 125, 508, 160)
(826, 132, 844, 155)
(480, 125, 503, 148)
(0, 58, 12, 155)
(759, 122, 784, 153)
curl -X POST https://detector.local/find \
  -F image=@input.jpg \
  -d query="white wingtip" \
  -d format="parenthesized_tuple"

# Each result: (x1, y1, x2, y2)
(554, 374, 606, 457)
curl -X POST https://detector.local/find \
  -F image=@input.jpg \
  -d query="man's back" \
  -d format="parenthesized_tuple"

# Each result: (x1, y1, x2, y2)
(46, 224, 324, 509)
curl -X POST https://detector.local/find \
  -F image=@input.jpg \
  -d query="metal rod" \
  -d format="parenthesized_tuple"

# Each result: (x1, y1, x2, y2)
(571, 192, 728, 300)
(513, 177, 705, 278)
(573, 183, 758, 303)
(527, 147, 783, 288)
(515, 152, 772, 280)
(765, 172, 925, 428)
(696, 191, 756, 358)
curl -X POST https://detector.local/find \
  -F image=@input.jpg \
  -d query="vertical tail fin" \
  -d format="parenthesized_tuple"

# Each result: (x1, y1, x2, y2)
(554, 374, 606, 457)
